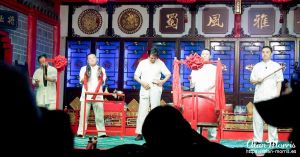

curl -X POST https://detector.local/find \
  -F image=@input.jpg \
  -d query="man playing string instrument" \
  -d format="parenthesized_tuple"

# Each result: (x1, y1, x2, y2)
(32, 54, 57, 110)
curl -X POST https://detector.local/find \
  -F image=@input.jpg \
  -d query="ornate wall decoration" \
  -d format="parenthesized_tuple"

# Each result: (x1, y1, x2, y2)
(202, 7, 229, 34)
(78, 9, 102, 34)
(117, 8, 143, 34)
(160, 8, 186, 34)
(294, 7, 300, 34)
(248, 8, 275, 35)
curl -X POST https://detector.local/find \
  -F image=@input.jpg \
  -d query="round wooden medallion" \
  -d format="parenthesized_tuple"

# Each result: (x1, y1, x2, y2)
(118, 8, 143, 34)
(78, 9, 102, 34)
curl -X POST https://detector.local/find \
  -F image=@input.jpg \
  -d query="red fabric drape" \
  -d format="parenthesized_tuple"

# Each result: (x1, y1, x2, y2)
(83, 68, 104, 100)
(172, 57, 226, 111)
(91, 75, 104, 100)
(214, 60, 226, 110)
(172, 59, 182, 108)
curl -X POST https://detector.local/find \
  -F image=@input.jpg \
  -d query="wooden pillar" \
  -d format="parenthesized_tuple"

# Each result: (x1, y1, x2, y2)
(234, 0, 242, 37)
(26, 9, 37, 77)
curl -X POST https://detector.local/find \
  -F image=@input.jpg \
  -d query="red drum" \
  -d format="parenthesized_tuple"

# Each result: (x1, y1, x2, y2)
(182, 94, 218, 125)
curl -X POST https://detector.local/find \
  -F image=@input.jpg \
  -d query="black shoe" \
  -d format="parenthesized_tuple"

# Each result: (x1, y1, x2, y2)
(77, 134, 83, 138)
(135, 134, 143, 141)
(99, 135, 109, 138)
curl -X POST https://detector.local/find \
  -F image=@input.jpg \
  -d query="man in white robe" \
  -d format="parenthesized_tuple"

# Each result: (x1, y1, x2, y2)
(77, 53, 107, 138)
(134, 48, 171, 141)
(250, 46, 283, 143)
(32, 54, 57, 110)
(190, 49, 217, 140)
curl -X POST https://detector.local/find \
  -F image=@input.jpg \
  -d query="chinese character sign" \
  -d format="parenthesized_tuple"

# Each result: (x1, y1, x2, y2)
(160, 8, 186, 34)
(294, 7, 300, 34)
(248, 8, 275, 35)
(0, 10, 18, 30)
(202, 7, 228, 34)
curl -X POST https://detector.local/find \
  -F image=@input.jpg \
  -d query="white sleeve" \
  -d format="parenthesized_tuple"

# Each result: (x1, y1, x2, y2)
(275, 64, 284, 82)
(134, 61, 143, 77)
(250, 64, 258, 81)
(79, 67, 85, 84)
(102, 67, 107, 83)
(160, 61, 171, 76)
(190, 70, 196, 85)
(207, 66, 217, 89)
(32, 70, 38, 85)
(49, 67, 57, 82)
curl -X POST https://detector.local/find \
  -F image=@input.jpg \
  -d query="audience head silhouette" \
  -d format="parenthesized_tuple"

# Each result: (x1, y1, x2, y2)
(142, 105, 195, 150)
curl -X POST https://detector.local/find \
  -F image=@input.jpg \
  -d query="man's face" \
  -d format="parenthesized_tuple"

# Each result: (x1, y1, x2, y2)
(201, 50, 211, 62)
(87, 54, 97, 66)
(262, 47, 272, 62)
(149, 54, 158, 64)
(39, 57, 47, 65)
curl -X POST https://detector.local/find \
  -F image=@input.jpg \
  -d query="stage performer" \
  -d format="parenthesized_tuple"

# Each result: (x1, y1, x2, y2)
(189, 49, 217, 140)
(250, 46, 283, 144)
(77, 53, 107, 138)
(134, 48, 171, 141)
(32, 54, 57, 110)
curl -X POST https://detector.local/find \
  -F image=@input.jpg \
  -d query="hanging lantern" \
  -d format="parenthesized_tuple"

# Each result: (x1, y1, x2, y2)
(89, 0, 108, 4)
(177, 0, 196, 3)
(272, 0, 292, 3)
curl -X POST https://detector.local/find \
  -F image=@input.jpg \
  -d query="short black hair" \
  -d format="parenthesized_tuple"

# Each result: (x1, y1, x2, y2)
(148, 48, 159, 57)
(201, 48, 211, 55)
(37, 54, 47, 63)
(262, 46, 273, 53)
(86, 53, 96, 58)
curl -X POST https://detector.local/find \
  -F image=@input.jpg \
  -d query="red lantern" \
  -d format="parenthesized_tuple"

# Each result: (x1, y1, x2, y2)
(177, 0, 196, 3)
(89, 0, 108, 4)
(272, 0, 292, 3)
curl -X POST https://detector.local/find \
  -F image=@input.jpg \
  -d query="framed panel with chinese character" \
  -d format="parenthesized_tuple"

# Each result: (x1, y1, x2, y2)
(294, 7, 300, 34)
(202, 7, 228, 34)
(159, 8, 186, 34)
(248, 8, 275, 35)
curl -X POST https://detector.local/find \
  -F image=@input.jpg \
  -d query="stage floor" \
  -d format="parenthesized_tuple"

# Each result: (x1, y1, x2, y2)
(74, 136, 294, 156)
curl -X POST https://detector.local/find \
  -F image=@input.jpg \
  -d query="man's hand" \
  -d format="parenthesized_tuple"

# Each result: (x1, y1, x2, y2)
(141, 82, 150, 90)
(45, 76, 55, 82)
(251, 78, 263, 85)
(34, 79, 40, 86)
(156, 80, 165, 87)
(255, 78, 263, 84)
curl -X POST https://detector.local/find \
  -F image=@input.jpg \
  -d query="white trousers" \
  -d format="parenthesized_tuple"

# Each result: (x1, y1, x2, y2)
(37, 103, 56, 110)
(197, 127, 217, 140)
(253, 105, 278, 142)
(77, 101, 106, 136)
(135, 86, 162, 134)
(208, 128, 217, 139)
(37, 95, 56, 110)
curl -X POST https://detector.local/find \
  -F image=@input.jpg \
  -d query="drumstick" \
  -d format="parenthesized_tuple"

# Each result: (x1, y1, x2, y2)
(261, 66, 284, 81)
